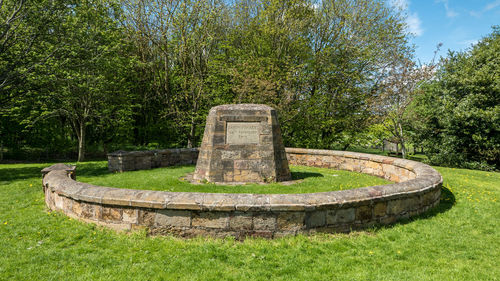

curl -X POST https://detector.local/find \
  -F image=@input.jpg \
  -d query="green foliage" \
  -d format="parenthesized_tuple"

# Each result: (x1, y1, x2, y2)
(412, 26, 500, 170)
(1, 0, 136, 161)
(1, 0, 414, 161)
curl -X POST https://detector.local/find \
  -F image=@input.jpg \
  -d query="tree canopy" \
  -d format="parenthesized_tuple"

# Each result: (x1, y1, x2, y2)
(0, 0, 498, 171)
(412, 26, 499, 170)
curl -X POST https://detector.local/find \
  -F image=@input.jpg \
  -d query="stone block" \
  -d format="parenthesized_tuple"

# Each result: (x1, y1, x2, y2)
(122, 208, 138, 224)
(221, 151, 241, 159)
(277, 212, 305, 231)
(54, 193, 64, 210)
(336, 208, 356, 223)
(421, 191, 435, 206)
(80, 202, 96, 219)
(229, 212, 253, 230)
(355, 205, 372, 221)
(253, 213, 277, 230)
(101, 206, 122, 222)
(306, 211, 326, 228)
(405, 197, 420, 211)
(62, 197, 73, 212)
(71, 200, 82, 216)
(138, 210, 155, 226)
(373, 202, 387, 217)
(155, 209, 191, 227)
(192, 212, 229, 228)
(387, 199, 405, 215)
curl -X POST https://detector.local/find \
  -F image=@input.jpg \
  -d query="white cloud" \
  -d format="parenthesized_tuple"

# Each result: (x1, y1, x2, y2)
(388, 0, 423, 37)
(407, 12, 423, 36)
(485, 0, 500, 11)
(468, 1, 500, 18)
(436, 0, 459, 18)
(446, 9, 459, 18)
(469, 10, 482, 18)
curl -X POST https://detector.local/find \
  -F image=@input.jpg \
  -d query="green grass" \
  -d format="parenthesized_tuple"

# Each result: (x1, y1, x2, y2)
(77, 163, 390, 193)
(0, 162, 499, 280)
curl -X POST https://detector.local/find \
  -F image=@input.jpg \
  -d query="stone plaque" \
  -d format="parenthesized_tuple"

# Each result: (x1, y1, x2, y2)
(226, 122, 260, 144)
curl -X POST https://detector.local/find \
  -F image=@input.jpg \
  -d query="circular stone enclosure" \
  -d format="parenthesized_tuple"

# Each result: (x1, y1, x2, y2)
(42, 148, 442, 239)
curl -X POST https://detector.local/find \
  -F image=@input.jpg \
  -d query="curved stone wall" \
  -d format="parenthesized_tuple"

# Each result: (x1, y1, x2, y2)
(42, 148, 442, 238)
(107, 148, 198, 172)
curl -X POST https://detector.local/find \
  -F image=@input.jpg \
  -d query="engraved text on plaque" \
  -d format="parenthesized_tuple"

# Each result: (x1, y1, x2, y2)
(226, 122, 260, 144)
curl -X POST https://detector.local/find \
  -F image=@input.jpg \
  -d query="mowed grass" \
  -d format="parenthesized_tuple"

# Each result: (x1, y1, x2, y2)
(0, 161, 499, 280)
(77, 163, 390, 193)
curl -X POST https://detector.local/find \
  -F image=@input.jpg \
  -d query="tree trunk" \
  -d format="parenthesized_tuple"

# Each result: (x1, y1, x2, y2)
(0, 140, 3, 161)
(399, 123, 406, 159)
(187, 115, 196, 148)
(401, 142, 407, 159)
(77, 122, 86, 162)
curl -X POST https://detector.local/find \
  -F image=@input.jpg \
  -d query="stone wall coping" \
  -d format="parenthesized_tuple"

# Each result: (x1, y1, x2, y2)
(107, 148, 198, 157)
(210, 104, 274, 112)
(43, 149, 442, 212)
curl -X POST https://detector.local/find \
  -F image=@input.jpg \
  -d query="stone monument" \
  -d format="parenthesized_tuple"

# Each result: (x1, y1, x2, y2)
(193, 104, 291, 183)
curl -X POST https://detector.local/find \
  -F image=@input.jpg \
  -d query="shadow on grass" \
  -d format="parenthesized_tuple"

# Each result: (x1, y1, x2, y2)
(76, 162, 109, 177)
(291, 171, 324, 180)
(0, 165, 49, 182)
(0, 161, 110, 183)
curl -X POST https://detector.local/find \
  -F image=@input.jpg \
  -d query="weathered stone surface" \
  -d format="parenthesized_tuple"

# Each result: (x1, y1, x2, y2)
(306, 211, 326, 228)
(335, 208, 356, 223)
(107, 149, 198, 172)
(253, 213, 277, 230)
(155, 209, 191, 227)
(277, 212, 305, 231)
(356, 205, 372, 221)
(54, 193, 64, 210)
(192, 212, 229, 228)
(71, 200, 82, 216)
(387, 199, 406, 215)
(122, 208, 138, 224)
(229, 212, 253, 230)
(138, 210, 155, 226)
(41, 164, 76, 180)
(45, 146, 443, 239)
(373, 202, 387, 217)
(80, 202, 96, 220)
(101, 206, 121, 222)
(193, 104, 291, 183)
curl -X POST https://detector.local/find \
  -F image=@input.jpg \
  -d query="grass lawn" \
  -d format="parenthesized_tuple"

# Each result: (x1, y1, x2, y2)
(0, 161, 499, 280)
(77, 163, 390, 193)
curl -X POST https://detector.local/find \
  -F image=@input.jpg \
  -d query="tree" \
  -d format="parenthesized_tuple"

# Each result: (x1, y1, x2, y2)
(226, 0, 411, 149)
(122, 0, 230, 148)
(1, 0, 417, 160)
(37, 0, 133, 161)
(375, 45, 440, 158)
(0, 0, 70, 160)
(0, 0, 67, 102)
(412, 26, 500, 170)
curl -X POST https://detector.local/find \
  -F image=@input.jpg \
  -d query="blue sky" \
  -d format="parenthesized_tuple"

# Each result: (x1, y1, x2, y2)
(389, 0, 500, 63)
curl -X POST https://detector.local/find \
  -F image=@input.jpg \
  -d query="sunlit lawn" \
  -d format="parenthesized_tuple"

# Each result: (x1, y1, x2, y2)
(77, 163, 390, 193)
(0, 161, 498, 280)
